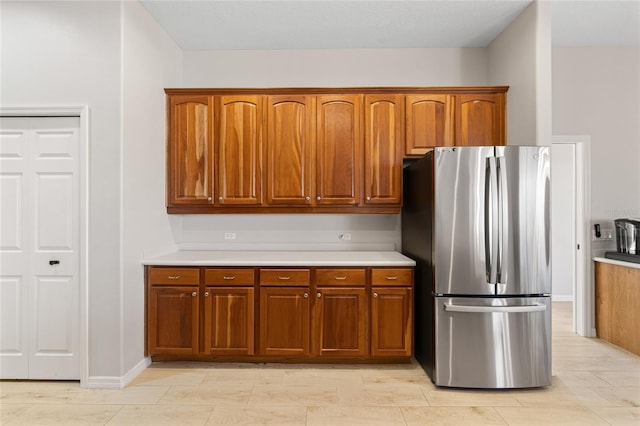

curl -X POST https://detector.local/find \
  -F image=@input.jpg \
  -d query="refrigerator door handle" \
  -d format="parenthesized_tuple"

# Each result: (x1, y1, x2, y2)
(444, 303, 547, 313)
(485, 157, 499, 284)
(496, 155, 509, 284)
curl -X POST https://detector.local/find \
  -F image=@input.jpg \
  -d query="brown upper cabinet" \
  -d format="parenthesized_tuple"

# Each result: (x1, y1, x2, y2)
(165, 87, 507, 213)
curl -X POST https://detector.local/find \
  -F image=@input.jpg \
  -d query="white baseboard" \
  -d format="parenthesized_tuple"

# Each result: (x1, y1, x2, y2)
(551, 295, 574, 302)
(83, 357, 151, 389)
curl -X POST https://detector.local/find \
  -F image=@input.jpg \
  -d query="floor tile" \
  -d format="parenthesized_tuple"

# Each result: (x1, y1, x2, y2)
(0, 381, 83, 404)
(422, 388, 521, 407)
(282, 368, 363, 387)
(307, 406, 406, 426)
(205, 406, 307, 425)
(106, 405, 213, 425)
(495, 406, 609, 425)
(128, 368, 206, 386)
(401, 406, 508, 425)
(248, 385, 339, 406)
(1, 404, 121, 425)
(588, 386, 640, 407)
(338, 383, 428, 406)
(202, 368, 285, 386)
(69, 385, 170, 405)
(159, 385, 252, 406)
(589, 406, 640, 426)
(591, 370, 640, 387)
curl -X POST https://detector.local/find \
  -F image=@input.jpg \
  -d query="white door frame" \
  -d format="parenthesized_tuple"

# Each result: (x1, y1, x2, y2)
(1, 106, 89, 385)
(552, 135, 593, 337)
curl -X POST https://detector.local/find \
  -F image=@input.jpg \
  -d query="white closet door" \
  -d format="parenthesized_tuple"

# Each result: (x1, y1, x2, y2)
(0, 117, 80, 380)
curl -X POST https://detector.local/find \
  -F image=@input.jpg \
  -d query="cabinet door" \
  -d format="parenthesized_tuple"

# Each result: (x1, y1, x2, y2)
(167, 96, 213, 205)
(316, 95, 362, 205)
(405, 94, 453, 156)
(314, 288, 367, 357)
(364, 95, 403, 205)
(148, 286, 199, 355)
(266, 95, 315, 205)
(216, 96, 262, 205)
(371, 287, 413, 357)
(454, 93, 506, 146)
(259, 287, 310, 356)
(204, 287, 254, 355)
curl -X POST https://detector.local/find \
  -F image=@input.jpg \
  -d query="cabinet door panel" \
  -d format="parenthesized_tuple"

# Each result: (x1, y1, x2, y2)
(455, 93, 505, 146)
(148, 286, 199, 355)
(168, 96, 213, 205)
(316, 95, 362, 205)
(371, 287, 412, 357)
(405, 94, 453, 156)
(364, 95, 403, 205)
(204, 287, 254, 355)
(266, 96, 314, 205)
(216, 96, 262, 205)
(259, 287, 310, 356)
(315, 288, 367, 357)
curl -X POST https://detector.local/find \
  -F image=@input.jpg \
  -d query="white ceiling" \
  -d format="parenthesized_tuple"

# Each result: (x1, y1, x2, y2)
(139, 0, 640, 50)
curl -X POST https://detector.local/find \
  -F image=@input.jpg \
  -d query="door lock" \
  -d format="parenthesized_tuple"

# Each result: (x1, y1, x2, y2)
(49, 260, 60, 266)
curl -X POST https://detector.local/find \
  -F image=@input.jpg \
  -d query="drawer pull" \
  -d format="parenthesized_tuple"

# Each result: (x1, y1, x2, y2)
(317, 292, 322, 298)
(373, 292, 379, 298)
(204, 291, 209, 297)
(223, 276, 236, 280)
(191, 292, 197, 297)
(334, 276, 347, 281)
(303, 292, 309, 298)
(386, 276, 398, 280)
(168, 275, 181, 280)
(278, 276, 291, 280)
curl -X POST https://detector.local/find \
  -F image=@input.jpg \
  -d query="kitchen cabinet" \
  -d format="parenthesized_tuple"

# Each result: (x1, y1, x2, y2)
(204, 268, 255, 355)
(145, 258, 414, 362)
(259, 269, 311, 356)
(405, 94, 453, 156)
(166, 95, 213, 205)
(147, 267, 255, 356)
(314, 268, 368, 357)
(147, 268, 201, 355)
(370, 268, 413, 357)
(316, 95, 362, 206)
(216, 95, 262, 206)
(454, 93, 506, 147)
(265, 95, 315, 205)
(364, 95, 403, 205)
(595, 261, 640, 356)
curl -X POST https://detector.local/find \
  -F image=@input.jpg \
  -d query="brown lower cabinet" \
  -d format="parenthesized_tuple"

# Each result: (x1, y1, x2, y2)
(146, 265, 413, 361)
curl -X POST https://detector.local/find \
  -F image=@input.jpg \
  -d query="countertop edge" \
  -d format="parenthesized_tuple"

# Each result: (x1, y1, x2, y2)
(142, 250, 416, 267)
(593, 257, 640, 270)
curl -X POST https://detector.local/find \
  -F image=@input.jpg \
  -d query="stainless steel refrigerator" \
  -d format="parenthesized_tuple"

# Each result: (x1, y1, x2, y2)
(402, 146, 551, 389)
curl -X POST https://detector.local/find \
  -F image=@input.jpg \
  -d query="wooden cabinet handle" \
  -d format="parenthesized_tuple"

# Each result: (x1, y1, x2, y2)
(316, 196, 322, 201)
(218, 196, 223, 202)
(168, 275, 181, 280)
(373, 292, 378, 298)
(316, 292, 322, 298)
(386, 276, 398, 280)
(207, 197, 212, 202)
(303, 292, 309, 298)
(334, 276, 347, 281)
(204, 291, 209, 297)
(278, 276, 291, 280)
(305, 196, 310, 201)
(223, 276, 236, 280)
(366, 196, 371, 201)
(191, 292, 197, 297)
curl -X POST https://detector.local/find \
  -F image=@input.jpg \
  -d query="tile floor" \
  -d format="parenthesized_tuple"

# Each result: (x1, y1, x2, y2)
(1, 303, 639, 425)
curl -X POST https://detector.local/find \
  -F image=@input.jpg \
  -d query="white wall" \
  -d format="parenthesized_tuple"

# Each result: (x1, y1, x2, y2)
(552, 46, 640, 254)
(181, 48, 488, 250)
(121, 1, 182, 377)
(1, 1, 123, 378)
(487, 1, 552, 147)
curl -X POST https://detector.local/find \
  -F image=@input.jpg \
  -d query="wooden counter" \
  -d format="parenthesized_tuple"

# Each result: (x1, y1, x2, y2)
(594, 258, 640, 356)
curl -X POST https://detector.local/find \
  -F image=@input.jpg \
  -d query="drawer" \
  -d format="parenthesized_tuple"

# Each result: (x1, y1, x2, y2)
(315, 268, 366, 286)
(371, 268, 413, 286)
(260, 269, 310, 286)
(205, 268, 255, 286)
(148, 267, 200, 285)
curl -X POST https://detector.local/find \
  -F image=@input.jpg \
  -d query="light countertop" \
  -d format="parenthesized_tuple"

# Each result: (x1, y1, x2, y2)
(142, 250, 416, 267)
(593, 257, 640, 270)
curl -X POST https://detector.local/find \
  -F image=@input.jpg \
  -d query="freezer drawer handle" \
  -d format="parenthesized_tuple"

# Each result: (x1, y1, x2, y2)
(444, 303, 547, 313)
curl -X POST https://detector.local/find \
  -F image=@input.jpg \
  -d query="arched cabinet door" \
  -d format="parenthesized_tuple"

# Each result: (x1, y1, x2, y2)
(215, 95, 263, 206)
(405, 94, 453, 156)
(454, 93, 506, 147)
(167, 96, 213, 206)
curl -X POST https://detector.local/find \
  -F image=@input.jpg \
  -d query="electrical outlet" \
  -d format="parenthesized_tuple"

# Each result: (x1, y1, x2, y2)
(224, 232, 236, 240)
(592, 229, 613, 241)
(338, 233, 351, 241)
